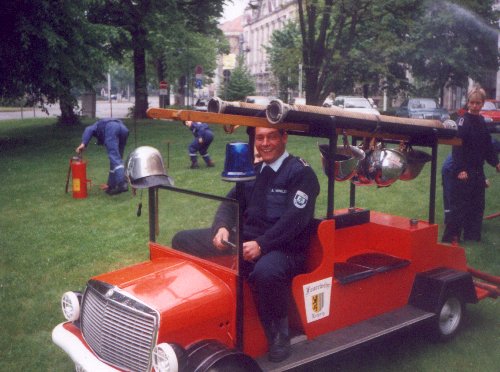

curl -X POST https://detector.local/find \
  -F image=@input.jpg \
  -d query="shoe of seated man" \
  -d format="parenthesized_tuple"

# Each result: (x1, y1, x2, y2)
(268, 331, 290, 363)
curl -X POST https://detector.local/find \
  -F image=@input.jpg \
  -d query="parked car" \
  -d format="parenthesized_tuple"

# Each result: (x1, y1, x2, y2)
(395, 98, 450, 122)
(324, 96, 381, 115)
(290, 97, 307, 105)
(244, 96, 276, 106)
(457, 99, 500, 133)
(194, 98, 209, 112)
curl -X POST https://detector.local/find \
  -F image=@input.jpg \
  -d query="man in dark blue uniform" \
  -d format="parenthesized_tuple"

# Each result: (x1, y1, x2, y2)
(184, 120, 215, 168)
(76, 118, 129, 195)
(441, 89, 499, 242)
(173, 127, 320, 362)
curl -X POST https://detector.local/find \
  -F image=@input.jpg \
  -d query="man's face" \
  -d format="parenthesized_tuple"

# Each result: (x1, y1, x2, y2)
(255, 127, 288, 164)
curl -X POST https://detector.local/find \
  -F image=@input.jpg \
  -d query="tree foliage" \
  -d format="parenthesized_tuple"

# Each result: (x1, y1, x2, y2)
(295, 0, 419, 105)
(266, 22, 303, 102)
(404, 0, 499, 102)
(0, 0, 112, 124)
(289, 0, 498, 105)
(1, 0, 226, 122)
(148, 21, 228, 106)
(88, 0, 226, 118)
(220, 56, 256, 101)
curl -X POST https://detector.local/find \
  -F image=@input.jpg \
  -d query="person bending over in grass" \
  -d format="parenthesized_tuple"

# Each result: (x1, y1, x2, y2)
(76, 118, 129, 195)
(183, 120, 215, 169)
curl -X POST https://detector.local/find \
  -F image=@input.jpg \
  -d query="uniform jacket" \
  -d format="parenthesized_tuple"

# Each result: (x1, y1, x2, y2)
(452, 113, 498, 176)
(188, 122, 213, 141)
(81, 118, 126, 146)
(213, 154, 320, 256)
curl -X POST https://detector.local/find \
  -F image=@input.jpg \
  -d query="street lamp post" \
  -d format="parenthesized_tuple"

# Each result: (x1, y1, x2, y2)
(298, 63, 303, 98)
(108, 73, 113, 117)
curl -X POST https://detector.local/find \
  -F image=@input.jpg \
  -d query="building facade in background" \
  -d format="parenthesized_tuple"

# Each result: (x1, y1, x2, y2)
(241, 0, 297, 96)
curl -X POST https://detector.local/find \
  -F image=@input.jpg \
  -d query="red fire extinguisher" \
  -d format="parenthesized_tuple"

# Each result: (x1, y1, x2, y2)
(65, 156, 92, 199)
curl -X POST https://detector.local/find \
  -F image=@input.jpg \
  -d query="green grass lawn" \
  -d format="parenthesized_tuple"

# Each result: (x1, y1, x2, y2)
(0, 117, 498, 371)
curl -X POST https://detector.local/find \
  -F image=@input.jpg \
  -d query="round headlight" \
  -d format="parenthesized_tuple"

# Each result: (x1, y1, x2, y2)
(61, 291, 80, 321)
(152, 343, 178, 372)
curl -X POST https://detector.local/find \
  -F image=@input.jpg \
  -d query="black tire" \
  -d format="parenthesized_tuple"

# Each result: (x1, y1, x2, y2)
(431, 295, 464, 341)
(187, 340, 261, 372)
(206, 355, 262, 372)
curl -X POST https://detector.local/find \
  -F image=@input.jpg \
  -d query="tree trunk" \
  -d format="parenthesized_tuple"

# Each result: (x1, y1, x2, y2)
(156, 58, 170, 107)
(58, 91, 79, 125)
(178, 75, 186, 105)
(132, 29, 148, 119)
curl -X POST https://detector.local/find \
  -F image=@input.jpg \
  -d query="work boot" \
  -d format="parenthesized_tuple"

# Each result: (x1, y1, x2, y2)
(106, 182, 128, 196)
(202, 155, 215, 167)
(268, 330, 290, 363)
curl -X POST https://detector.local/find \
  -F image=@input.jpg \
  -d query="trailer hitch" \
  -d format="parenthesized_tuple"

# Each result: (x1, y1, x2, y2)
(468, 266, 500, 300)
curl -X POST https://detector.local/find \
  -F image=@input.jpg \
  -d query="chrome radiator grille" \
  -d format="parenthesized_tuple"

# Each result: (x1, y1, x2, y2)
(81, 280, 158, 372)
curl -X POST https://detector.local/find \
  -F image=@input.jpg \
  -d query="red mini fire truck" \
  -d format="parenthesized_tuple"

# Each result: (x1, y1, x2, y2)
(52, 101, 498, 372)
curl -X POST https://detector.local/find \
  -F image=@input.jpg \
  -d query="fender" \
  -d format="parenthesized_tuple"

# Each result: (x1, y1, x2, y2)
(409, 267, 478, 313)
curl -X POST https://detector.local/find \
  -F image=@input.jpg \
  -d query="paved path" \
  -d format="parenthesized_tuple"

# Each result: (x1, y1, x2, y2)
(0, 97, 160, 121)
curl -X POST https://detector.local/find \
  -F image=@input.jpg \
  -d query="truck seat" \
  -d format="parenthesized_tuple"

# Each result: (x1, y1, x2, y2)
(346, 252, 410, 273)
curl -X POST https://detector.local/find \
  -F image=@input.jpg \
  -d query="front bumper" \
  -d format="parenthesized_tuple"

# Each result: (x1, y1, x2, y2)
(52, 322, 120, 372)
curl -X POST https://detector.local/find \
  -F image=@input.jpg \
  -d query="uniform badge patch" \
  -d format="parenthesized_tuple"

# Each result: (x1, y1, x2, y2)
(458, 117, 464, 127)
(294, 190, 308, 208)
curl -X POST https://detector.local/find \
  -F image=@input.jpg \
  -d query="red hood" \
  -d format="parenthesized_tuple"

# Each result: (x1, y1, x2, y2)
(92, 257, 234, 315)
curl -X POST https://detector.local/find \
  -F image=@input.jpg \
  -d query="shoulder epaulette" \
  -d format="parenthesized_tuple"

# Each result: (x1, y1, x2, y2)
(298, 157, 310, 167)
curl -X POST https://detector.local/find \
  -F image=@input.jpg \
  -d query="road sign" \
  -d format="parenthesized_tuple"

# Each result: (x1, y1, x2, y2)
(195, 65, 203, 80)
(195, 79, 202, 89)
(159, 81, 168, 96)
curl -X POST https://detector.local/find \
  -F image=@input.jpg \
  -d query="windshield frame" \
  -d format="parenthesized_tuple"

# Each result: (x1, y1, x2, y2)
(150, 185, 241, 273)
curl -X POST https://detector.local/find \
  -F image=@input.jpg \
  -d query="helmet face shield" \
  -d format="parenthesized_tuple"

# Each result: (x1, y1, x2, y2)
(126, 146, 174, 188)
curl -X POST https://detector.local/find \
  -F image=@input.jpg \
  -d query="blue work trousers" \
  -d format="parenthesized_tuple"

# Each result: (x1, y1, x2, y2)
(104, 121, 129, 188)
(443, 171, 485, 241)
(189, 132, 214, 157)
